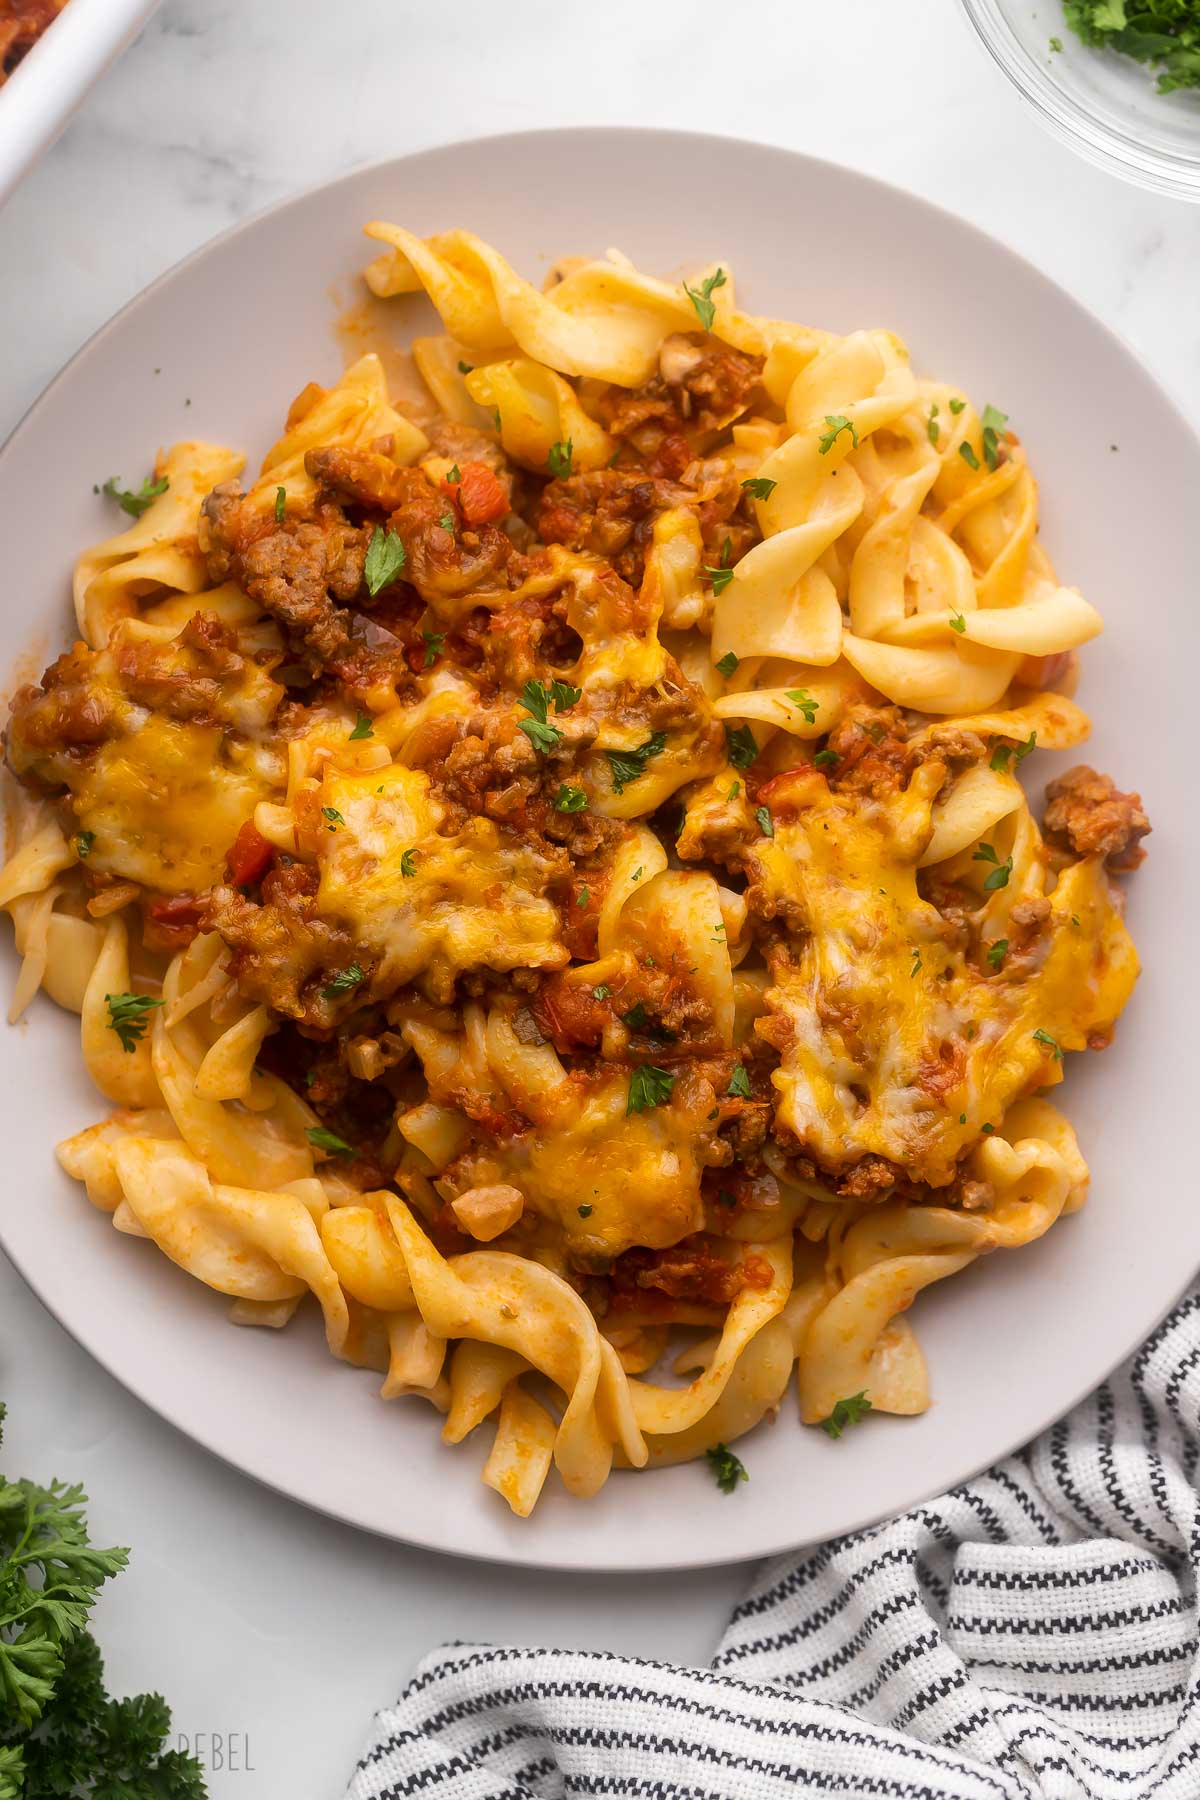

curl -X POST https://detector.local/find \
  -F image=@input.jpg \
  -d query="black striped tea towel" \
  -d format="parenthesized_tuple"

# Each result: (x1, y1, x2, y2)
(347, 1282, 1200, 1799)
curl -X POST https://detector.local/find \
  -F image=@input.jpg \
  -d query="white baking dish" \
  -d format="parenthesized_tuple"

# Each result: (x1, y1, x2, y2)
(0, 0, 159, 207)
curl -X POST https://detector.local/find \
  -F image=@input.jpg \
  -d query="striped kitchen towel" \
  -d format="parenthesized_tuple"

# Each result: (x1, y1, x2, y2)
(347, 1283, 1200, 1799)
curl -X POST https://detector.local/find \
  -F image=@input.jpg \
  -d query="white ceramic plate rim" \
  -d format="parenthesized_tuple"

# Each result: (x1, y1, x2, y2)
(2, 128, 1197, 1572)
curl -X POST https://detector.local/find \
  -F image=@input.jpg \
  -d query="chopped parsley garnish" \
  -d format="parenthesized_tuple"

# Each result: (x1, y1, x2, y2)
(981, 1121, 996, 1134)
(705, 1442, 748, 1493)
(990, 729, 1037, 772)
(726, 780, 741, 801)
(349, 712, 374, 740)
(457, 361, 473, 374)
(786, 688, 819, 724)
(105, 991, 164, 1052)
(949, 613, 966, 634)
(321, 807, 345, 831)
(447, 463, 462, 483)
(818, 414, 858, 455)
(1033, 1027, 1064, 1062)
(439, 512, 456, 532)
(910, 947, 923, 977)
(959, 440, 981, 471)
(986, 938, 1009, 971)
(491, 407, 502, 432)
(364, 525, 406, 595)
(400, 848, 418, 877)
(949, 397, 966, 414)
(1050, 34, 1063, 50)
(1063, 1, 1200, 93)
(322, 962, 364, 998)
(622, 1002, 649, 1030)
(716, 650, 740, 678)
(519, 717, 564, 754)
(632, 866, 643, 880)
(741, 476, 776, 500)
(307, 1125, 355, 1157)
(422, 629, 445, 668)
(703, 535, 735, 596)
(547, 437, 574, 479)
(819, 1391, 873, 1439)
(627, 1064, 675, 1115)
(973, 842, 1013, 890)
(980, 403, 1009, 471)
(578, 1204, 594, 1218)
(593, 984, 611, 1001)
(755, 805, 774, 838)
(927, 403, 940, 446)
(274, 485, 287, 522)
(683, 266, 726, 331)
(813, 747, 841, 770)
(75, 830, 96, 858)
(101, 473, 168, 518)
(606, 730, 667, 793)
(725, 723, 759, 770)
(727, 1064, 752, 1099)
(553, 784, 589, 812)
(548, 678, 582, 712)
(522, 677, 580, 721)
(577, 886, 589, 908)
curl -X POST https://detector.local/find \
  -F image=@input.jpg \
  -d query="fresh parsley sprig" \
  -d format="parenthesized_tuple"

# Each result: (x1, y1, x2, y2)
(321, 963, 364, 999)
(104, 993, 164, 1053)
(980, 403, 1009, 471)
(0, 1402, 206, 1793)
(364, 526, 406, 596)
(605, 731, 667, 794)
(99, 474, 168, 518)
(819, 1391, 873, 1439)
(702, 535, 735, 597)
(818, 415, 858, 456)
(973, 842, 1014, 891)
(724, 723, 758, 771)
(705, 1442, 748, 1493)
(518, 678, 580, 756)
(989, 730, 1037, 772)
(627, 1064, 675, 1115)
(727, 1064, 752, 1099)
(306, 1125, 355, 1157)
(683, 267, 726, 331)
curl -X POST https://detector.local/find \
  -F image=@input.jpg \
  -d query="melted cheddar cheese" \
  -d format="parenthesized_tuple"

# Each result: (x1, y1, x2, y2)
(317, 764, 568, 1004)
(755, 768, 1139, 1185)
(76, 718, 277, 894)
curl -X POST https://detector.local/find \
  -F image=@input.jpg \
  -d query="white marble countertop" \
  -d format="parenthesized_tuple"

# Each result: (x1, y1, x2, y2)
(1, 2, 1196, 1794)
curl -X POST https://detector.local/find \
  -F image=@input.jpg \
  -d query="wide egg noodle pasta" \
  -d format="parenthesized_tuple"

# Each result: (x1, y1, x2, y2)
(75, 442, 246, 649)
(797, 1102, 1088, 1423)
(0, 221, 1147, 1517)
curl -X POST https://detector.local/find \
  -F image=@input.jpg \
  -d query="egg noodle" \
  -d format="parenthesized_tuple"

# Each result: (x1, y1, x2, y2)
(0, 226, 1149, 1516)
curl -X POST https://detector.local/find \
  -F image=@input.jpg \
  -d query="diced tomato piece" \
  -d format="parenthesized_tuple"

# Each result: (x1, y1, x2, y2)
(444, 460, 508, 526)
(226, 820, 273, 886)
(756, 767, 824, 820)
(142, 892, 206, 953)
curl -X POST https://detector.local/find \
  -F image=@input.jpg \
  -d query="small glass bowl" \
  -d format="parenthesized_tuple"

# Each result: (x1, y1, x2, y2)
(959, 0, 1200, 200)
